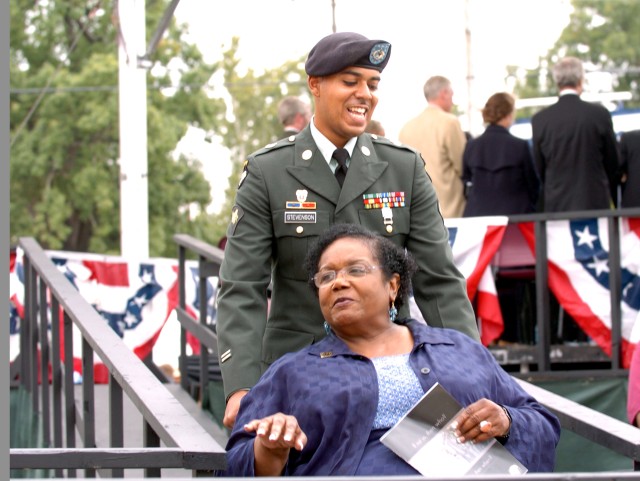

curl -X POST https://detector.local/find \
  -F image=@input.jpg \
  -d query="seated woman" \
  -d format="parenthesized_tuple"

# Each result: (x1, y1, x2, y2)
(222, 223, 560, 476)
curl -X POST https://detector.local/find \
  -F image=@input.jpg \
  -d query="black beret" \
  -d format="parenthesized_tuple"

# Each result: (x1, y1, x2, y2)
(305, 32, 391, 77)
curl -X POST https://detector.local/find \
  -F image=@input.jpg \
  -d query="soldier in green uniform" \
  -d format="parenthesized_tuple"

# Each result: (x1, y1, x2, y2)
(216, 31, 480, 429)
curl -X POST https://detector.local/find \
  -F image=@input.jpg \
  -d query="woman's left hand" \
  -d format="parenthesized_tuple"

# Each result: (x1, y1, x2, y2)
(451, 398, 511, 444)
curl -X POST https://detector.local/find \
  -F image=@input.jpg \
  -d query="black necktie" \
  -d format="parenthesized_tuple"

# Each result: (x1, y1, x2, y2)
(333, 148, 349, 187)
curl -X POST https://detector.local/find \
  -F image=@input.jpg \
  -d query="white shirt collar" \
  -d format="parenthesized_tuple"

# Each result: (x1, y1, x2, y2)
(559, 88, 580, 97)
(310, 116, 357, 166)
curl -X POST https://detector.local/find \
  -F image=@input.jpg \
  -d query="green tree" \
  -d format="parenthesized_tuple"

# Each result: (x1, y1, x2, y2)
(10, 1, 310, 256)
(213, 38, 308, 225)
(549, 0, 640, 103)
(10, 0, 225, 257)
(512, 0, 640, 111)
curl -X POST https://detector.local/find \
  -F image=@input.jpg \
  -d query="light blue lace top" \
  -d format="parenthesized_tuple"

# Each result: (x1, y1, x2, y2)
(371, 353, 424, 429)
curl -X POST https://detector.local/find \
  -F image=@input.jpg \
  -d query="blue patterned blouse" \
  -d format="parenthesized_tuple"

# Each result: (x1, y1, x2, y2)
(371, 353, 424, 429)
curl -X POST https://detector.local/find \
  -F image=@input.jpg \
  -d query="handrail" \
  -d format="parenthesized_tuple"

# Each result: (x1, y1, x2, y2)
(10, 237, 227, 477)
(10, 474, 640, 481)
(173, 233, 225, 263)
(175, 207, 640, 377)
(515, 378, 640, 466)
(10, 447, 221, 470)
(10, 212, 639, 476)
(504, 206, 640, 223)
(502, 207, 640, 372)
(174, 234, 224, 401)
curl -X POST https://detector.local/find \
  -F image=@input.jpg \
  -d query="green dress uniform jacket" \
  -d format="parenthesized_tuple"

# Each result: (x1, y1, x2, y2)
(216, 126, 479, 399)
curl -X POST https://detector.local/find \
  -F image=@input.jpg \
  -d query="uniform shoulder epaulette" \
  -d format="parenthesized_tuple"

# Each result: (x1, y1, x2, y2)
(253, 137, 296, 158)
(369, 134, 416, 154)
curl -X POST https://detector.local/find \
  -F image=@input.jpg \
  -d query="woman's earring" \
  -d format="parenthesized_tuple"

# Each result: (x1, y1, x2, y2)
(324, 321, 332, 335)
(389, 301, 398, 322)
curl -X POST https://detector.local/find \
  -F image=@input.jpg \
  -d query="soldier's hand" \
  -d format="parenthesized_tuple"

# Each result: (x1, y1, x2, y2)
(223, 390, 248, 429)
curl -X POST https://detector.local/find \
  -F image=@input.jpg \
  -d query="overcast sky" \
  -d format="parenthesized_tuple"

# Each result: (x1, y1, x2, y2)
(171, 0, 573, 212)
(174, 0, 572, 135)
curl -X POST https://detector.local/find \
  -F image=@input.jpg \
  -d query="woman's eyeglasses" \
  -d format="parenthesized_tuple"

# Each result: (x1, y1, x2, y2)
(312, 264, 381, 288)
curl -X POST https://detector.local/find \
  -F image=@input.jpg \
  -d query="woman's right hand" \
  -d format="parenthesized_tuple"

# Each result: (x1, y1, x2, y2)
(244, 413, 307, 476)
(245, 412, 307, 451)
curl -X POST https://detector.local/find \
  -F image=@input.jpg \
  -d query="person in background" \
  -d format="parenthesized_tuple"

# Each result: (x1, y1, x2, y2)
(531, 56, 620, 344)
(462, 92, 539, 217)
(216, 31, 479, 430)
(531, 56, 619, 213)
(462, 92, 540, 345)
(399, 75, 467, 218)
(365, 119, 385, 136)
(220, 223, 560, 476)
(277, 96, 311, 138)
(619, 129, 640, 208)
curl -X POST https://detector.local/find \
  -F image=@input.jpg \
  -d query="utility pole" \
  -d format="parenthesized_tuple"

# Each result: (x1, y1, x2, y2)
(331, 0, 336, 33)
(117, 0, 149, 259)
(464, 0, 474, 133)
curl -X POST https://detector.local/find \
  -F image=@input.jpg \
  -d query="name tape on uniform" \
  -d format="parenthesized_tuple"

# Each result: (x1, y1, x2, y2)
(284, 211, 317, 223)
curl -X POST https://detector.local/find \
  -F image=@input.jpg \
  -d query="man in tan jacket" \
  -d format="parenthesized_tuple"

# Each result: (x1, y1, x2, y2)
(399, 76, 467, 218)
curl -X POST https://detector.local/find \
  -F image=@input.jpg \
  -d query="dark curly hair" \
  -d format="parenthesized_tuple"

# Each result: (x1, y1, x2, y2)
(304, 223, 417, 311)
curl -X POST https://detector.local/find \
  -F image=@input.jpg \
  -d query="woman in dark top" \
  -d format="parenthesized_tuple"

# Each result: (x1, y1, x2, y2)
(462, 92, 539, 216)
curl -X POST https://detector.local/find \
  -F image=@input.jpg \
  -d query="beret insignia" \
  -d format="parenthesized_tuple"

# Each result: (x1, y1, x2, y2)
(370, 43, 390, 65)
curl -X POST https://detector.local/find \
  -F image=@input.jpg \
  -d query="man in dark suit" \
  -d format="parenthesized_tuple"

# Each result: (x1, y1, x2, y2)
(619, 129, 640, 207)
(531, 57, 620, 344)
(531, 56, 619, 212)
(216, 32, 479, 429)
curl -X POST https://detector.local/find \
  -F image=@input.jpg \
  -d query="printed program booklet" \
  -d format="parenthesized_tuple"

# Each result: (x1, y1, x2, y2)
(380, 382, 527, 476)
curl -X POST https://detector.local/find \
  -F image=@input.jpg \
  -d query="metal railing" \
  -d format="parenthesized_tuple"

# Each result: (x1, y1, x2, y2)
(12, 475, 640, 481)
(490, 207, 640, 375)
(9, 237, 227, 477)
(11, 204, 640, 476)
(175, 208, 640, 378)
(173, 234, 224, 407)
(515, 377, 640, 471)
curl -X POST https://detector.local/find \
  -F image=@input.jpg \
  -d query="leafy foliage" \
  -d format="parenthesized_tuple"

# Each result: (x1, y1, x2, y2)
(10, 0, 222, 256)
(214, 38, 309, 224)
(511, 0, 640, 115)
(10, 0, 308, 257)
